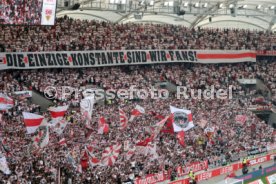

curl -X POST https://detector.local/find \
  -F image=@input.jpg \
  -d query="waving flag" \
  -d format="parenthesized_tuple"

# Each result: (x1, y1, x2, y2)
(101, 143, 122, 166)
(80, 95, 95, 121)
(177, 131, 185, 147)
(49, 105, 68, 118)
(129, 105, 145, 122)
(23, 112, 44, 134)
(48, 105, 68, 126)
(153, 116, 169, 139)
(85, 146, 101, 167)
(54, 119, 68, 135)
(0, 155, 11, 175)
(119, 108, 128, 129)
(0, 93, 13, 110)
(136, 135, 154, 147)
(170, 106, 194, 132)
(98, 117, 109, 134)
(32, 125, 49, 149)
(161, 114, 174, 134)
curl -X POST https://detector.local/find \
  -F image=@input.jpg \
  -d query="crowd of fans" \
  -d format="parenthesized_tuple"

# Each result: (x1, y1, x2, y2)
(0, 16, 276, 52)
(0, 0, 42, 25)
(0, 17, 275, 183)
(0, 61, 275, 183)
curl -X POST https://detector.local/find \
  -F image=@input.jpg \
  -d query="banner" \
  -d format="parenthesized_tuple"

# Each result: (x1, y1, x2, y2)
(0, 50, 256, 70)
(267, 143, 276, 152)
(14, 91, 32, 98)
(256, 50, 276, 56)
(135, 172, 167, 184)
(176, 160, 208, 177)
(169, 152, 276, 184)
(41, 0, 57, 25)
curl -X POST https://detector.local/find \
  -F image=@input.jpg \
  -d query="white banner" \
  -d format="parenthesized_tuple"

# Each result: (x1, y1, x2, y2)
(0, 50, 256, 70)
(41, 0, 57, 25)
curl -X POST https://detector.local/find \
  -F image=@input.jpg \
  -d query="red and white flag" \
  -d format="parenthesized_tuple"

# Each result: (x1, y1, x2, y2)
(177, 131, 185, 147)
(32, 125, 49, 149)
(58, 138, 66, 145)
(0, 93, 13, 110)
(90, 156, 101, 167)
(85, 145, 94, 156)
(170, 106, 194, 132)
(129, 105, 145, 122)
(101, 143, 122, 166)
(153, 116, 169, 139)
(119, 108, 128, 129)
(98, 117, 109, 134)
(54, 119, 68, 135)
(49, 105, 68, 118)
(235, 115, 247, 124)
(85, 145, 101, 167)
(48, 105, 68, 126)
(23, 112, 44, 134)
(136, 135, 154, 147)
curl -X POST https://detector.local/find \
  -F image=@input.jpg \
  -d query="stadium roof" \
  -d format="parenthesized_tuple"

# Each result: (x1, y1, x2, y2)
(57, 0, 276, 31)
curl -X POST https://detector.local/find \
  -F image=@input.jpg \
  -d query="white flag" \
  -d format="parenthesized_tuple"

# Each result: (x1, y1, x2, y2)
(0, 155, 11, 175)
(80, 95, 95, 121)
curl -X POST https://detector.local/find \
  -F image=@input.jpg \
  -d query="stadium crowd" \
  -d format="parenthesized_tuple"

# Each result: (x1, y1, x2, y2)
(0, 17, 275, 184)
(0, 61, 275, 183)
(0, 16, 276, 52)
(0, 0, 42, 25)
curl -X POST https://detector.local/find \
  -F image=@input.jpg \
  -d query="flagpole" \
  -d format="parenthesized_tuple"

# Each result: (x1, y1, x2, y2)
(57, 166, 61, 184)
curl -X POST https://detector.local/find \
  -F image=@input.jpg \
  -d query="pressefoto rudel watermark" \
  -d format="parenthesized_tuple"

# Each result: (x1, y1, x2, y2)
(44, 85, 233, 100)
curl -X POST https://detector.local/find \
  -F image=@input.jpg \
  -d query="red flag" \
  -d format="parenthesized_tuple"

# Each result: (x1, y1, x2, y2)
(136, 135, 154, 147)
(80, 151, 89, 170)
(177, 131, 185, 147)
(98, 117, 109, 134)
(161, 114, 174, 134)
